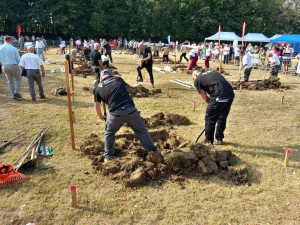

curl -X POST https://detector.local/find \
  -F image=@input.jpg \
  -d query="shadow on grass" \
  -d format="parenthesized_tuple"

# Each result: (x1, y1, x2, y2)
(230, 143, 300, 162)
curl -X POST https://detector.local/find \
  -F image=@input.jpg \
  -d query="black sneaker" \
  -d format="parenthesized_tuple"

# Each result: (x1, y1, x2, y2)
(137, 78, 143, 82)
(14, 93, 23, 99)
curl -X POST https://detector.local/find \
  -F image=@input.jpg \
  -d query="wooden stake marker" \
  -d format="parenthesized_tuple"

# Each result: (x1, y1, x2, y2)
(69, 39, 75, 92)
(71, 185, 77, 207)
(281, 95, 284, 104)
(166, 87, 170, 97)
(71, 91, 75, 102)
(193, 101, 196, 112)
(64, 61, 76, 150)
(284, 149, 291, 167)
(72, 110, 75, 123)
(240, 83, 243, 91)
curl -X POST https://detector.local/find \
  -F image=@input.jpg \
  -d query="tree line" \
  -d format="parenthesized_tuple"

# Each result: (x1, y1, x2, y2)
(0, 0, 299, 42)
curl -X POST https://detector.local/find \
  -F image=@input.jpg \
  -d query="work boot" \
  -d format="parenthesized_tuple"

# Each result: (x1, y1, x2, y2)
(215, 140, 223, 145)
(14, 93, 23, 99)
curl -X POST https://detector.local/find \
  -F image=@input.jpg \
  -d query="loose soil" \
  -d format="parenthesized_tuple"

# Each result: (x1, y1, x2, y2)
(229, 77, 290, 91)
(143, 112, 191, 128)
(80, 130, 248, 187)
(74, 56, 93, 78)
(126, 84, 162, 97)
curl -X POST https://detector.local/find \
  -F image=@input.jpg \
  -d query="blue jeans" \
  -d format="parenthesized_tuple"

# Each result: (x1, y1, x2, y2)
(104, 105, 157, 159)
(3, 64, 22, 98)
(37, 48, 45, 61)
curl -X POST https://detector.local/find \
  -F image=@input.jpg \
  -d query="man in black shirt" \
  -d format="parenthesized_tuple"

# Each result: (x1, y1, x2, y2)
(136, 43, 155, 88)
(103, 41, 113, 63)
(94, 69, 158, 161)
(83, 45, 91, 61)
(91, 43, 104, 88)
(192, 70, 234, 145)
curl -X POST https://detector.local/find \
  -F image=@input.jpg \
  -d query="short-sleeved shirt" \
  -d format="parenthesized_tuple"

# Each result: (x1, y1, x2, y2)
(269, 54, 280, 66)
(162, 47, 170, 55)
(243, 53, 253, 68)
(19, 53, 43, 69)
(104, 43, 111, 51)
(83, 48, 91, 56)
(143, 47, 152, 65)
(94, 76, 134, 112)
(206, 48, 211, 56)
(235, 47, 240, 57)
(194, 71, 234, 100)
(91, 50, 102, 72)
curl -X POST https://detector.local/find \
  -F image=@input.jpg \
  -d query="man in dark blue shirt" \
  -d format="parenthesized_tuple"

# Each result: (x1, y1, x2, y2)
(192, 70, 234, 145)
(136, 43, 154, 88)
(94, 69, 158, 161)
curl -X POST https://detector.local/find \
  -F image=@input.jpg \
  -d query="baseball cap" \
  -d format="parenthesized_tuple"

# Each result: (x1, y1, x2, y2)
(100, 69, 113, 77)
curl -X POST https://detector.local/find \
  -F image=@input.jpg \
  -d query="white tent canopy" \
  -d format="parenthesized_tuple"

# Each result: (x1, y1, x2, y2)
(243, 33, 270, 42)
(269, 34, 282, 40)
(205, 32, 241, 41)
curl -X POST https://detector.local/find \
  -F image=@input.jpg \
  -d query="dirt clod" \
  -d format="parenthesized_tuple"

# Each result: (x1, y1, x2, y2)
(229, 78, 289, 91)
(143, 112, 191, 129)
(126, 85, 161, 98)
(80, 130, 247, 187)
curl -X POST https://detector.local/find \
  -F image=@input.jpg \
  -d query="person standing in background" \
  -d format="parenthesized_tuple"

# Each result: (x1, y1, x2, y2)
(35, 37, 45, 62)
(0, 36, 22, 99)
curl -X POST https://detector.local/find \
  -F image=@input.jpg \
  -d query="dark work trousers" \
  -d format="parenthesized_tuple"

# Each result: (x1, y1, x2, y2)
(133, 48, 137, 54)
(154, 51, 159, 57)
(244, 67, 252, 82)
(104, 105, 157, 159)
(205, 97, 234, 144)
(180, 53, 189, 62)
(26, 69, 45, 100)
(223, 54, 229, 64)
(137, 62, 154, 84)
(105, 51, 113, 63)
(103, 61, 110, 68)
(162, 54, 169, 62)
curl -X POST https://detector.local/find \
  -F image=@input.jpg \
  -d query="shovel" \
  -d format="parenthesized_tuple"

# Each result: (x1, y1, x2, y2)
(194, 128, 205, 144)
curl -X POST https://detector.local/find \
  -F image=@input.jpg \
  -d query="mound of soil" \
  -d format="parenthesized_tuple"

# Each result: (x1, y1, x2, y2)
(74, 56, 93, 78)
(126, 85, 161, 98)
(230, 78, 289, 91)
(143, 112, 191, 128)
(80, 130, 248, 187)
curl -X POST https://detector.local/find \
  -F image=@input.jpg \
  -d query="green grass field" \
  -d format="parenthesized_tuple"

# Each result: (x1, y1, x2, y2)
(0, 49, 299, 225)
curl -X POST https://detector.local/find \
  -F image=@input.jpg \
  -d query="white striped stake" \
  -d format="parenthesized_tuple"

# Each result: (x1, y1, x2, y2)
(72, 110, 75, 123)
(284, 149, 291, 167)
(71, 185, 77, 207)
(71, 91, 75, 102)
(240, 83, 243, 91)
(281, 95, 284, 104)
(193, 101, 196, 112)
(166, 87, 170, 97)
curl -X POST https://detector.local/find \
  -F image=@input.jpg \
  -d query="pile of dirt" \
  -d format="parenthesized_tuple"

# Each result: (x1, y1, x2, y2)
(186, 66, 207, 74)
(74, 56, 93, 78)
(143, 112, 191, 128)
(80, 130, 248, 187)
(153, 58, 177, 64)
(229, 78, 289, 91)
(126, 85, 161, 97)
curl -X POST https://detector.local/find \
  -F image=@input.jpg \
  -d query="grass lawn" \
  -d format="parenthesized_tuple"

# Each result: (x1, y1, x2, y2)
(0, 48, 299, 225)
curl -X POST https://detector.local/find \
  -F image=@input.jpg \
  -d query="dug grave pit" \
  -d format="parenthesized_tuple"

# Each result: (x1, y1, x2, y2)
(80, 130, 248, 187)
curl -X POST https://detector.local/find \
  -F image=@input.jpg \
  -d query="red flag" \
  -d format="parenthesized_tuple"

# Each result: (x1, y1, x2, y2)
(218, 25, 221, 46)
(242, 22, 246, 49)
(17, 25, 21, 38)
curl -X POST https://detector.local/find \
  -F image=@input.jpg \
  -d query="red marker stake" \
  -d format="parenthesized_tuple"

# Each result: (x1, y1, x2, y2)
(70, 185, 77, 207)
(284, 149, 291, 167)
(193, 101, 196, 112)
(72, 110, 75, 123)
(240, 83, 243, 91)
(281, 95, 284, 104)
(71, 91, 75, 102)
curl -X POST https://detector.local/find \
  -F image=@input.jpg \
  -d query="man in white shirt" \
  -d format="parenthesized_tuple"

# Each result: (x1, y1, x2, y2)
(205, 44, 211, 68)
(223, 44, 230, 64)
(19, 46, 46, 101)
(267, 52, 280, 77)
(179, 44, 189, 62)
(234, 44, 240, 66)
(75, 39, 81, 50)
(35, 37, 45, 61)
(101, 54, 110, 68)
(247, 43, 254, 54)
(240, 50, 253, 82)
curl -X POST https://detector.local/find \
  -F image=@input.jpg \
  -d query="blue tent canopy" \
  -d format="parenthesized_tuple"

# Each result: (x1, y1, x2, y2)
(205, 32, 241, 41)
(243, 33, 270, 42)
(269, 34, 282, 40)
(270, 34, 300, 54)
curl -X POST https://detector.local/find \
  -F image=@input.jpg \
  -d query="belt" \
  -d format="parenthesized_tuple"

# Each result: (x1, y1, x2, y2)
(26, 69, 39, 70)
(110, 103, 134, 112)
